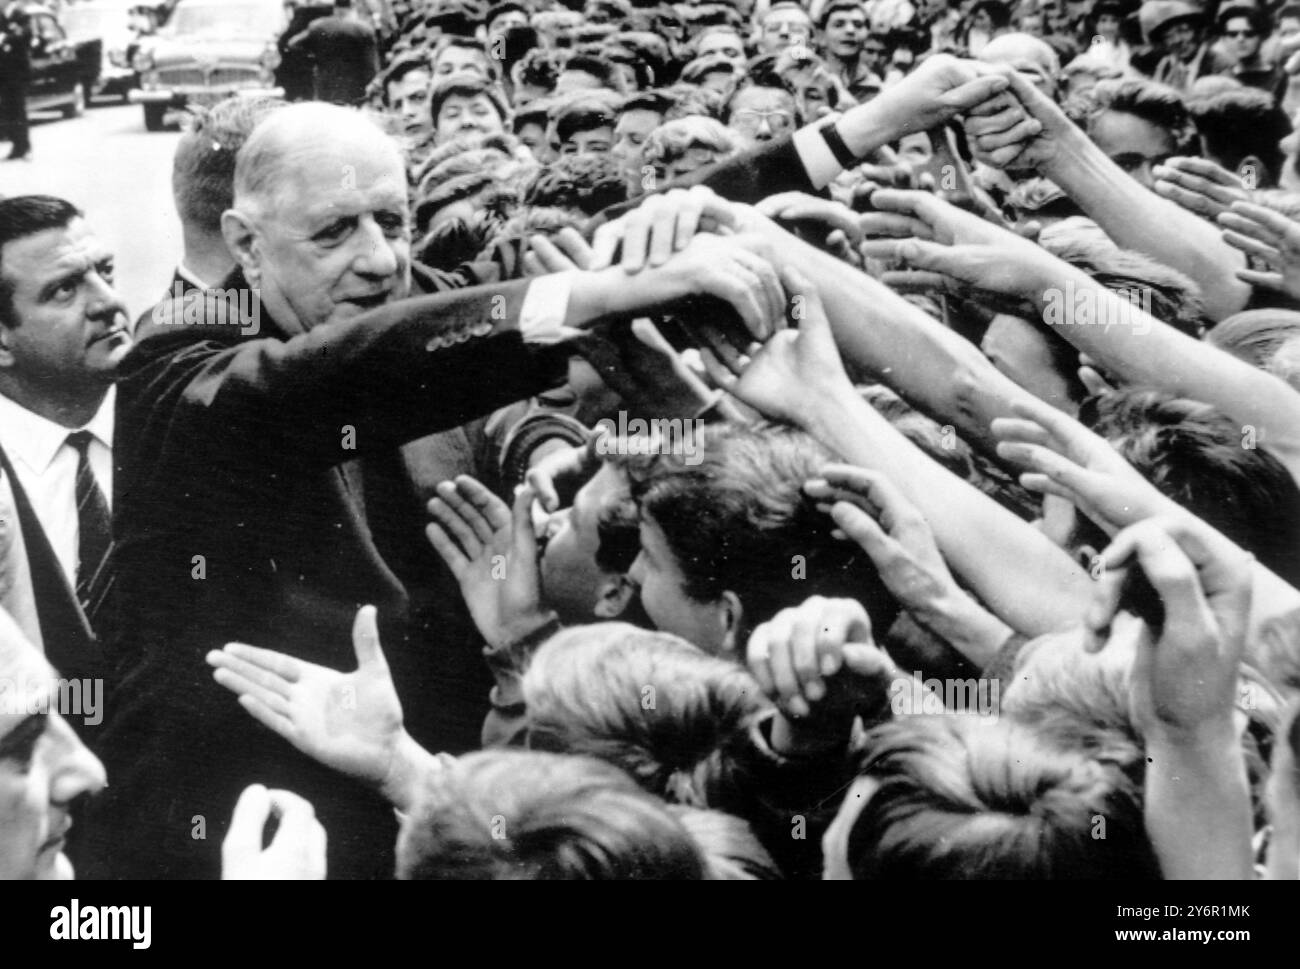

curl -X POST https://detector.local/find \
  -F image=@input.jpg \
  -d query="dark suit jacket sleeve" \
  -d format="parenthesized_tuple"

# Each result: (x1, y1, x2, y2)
(122, 278, 569, 477)
(589, 133, 821, 229)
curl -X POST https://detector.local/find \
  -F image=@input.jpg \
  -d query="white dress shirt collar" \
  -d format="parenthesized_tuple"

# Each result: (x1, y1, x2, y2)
(0, 386, 115, 475)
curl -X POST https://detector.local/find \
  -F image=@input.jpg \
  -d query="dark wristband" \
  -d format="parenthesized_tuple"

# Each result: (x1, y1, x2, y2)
(820, 121, 858, 169)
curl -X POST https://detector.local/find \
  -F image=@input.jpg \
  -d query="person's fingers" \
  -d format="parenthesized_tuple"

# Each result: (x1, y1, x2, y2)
(787, 603, 826, 704)
(553, 226, 596, 270)
(1163, 155, 1241, 186)
(1097, 521, 1207, 630)
(857, 213, 932, 241)
(698, 323, 747, 374)
(1235, 268, 1288, 291)
(729, 245, 784, 338)
(454, 475, 513, 533)
(672, 189, 707, 257)
(697, 344, 739, 391)
(511, 485, 540, 562)
(648, 190, 687, 267)
(1220, 229, 1281, 265)
(1078, 364, 1114, 397)
(1017, 471, 1080, 504)
(525, 466, 561, 514)
(236, 694, 296, 743)
(223, 783, 272, 860)
(1153, 178, 1219, 218)
(436, 480, 495, 547)
(965, 89, 1019, 117)
(590, 220, 621, 270)
(1006, 395, 1094, 453)
(745, 621, 778, 703)
(210, 665, 293, 718)
(938, 74, 1012, 114)
(865, 188, 928, 219)
(841, 642, 893, 682)
(829, 501, 894, 564)
(428, 493, 484, 557)
(351, 604, 386, 670)
(207, 649, 294, 701)
(521, 252, 545, 277)
(964, 106, 1034, 139)
(702, 262, 771, 344)
(765, 614, 808, 717)
(528, 233, 579, 273)
(878, 268, 957, 293)
(218, 642, 304, 682)
(619, 199, 656, 272)
(1226, 200, 1300, 240)
(424, 521, 469, 578)
(996, 442, 1093, 495)
(1218, 210, 1284, 247)
(989, 416, 1053, 449)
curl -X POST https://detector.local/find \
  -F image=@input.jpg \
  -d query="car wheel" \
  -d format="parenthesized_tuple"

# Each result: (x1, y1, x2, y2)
(144, 103, 167, 131)
(62, 82, 86, 119)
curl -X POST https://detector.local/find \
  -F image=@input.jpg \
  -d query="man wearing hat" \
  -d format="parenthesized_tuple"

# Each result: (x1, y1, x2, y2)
(1142, 0, 1223, 91)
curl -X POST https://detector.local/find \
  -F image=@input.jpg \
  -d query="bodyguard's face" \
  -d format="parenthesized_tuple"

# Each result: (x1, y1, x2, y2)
(0, 634, 107, 880)
(0, 220, 132, 389)
(248, 140, 411, 332)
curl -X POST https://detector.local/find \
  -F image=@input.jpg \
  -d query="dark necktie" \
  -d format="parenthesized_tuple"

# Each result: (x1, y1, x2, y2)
(66, 430, 112, 616)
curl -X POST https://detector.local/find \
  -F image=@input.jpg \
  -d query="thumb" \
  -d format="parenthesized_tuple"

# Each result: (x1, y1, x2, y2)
(223, 783, 271, 860)
(352, 604, 386, 669)
(512, 486, 539, 562)
(896, 238, 970, 277)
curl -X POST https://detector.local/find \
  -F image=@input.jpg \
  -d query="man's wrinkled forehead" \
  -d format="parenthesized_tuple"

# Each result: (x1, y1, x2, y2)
(252, 141, 407, 222)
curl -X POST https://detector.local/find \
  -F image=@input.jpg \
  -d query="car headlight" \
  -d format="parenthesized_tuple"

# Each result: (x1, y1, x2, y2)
(133, 48, 153, 72)
(260, 44, 280, 71)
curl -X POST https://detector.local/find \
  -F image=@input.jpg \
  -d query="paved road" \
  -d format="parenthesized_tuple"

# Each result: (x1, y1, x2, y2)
(0, 101, 183, 320)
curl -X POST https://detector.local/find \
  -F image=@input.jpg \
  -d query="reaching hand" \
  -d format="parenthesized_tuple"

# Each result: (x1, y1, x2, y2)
(221, 785, 326, 880)
(1153, 157, 1251, 222)
(591, 184, 738, 272)
(426, 476, 554, 648)
(524, 227, 598, 274)
(746, 595, 900, 725)
(859, 188, 1053, 298)
(870, 54, 1015, 143)
(696, 265, 853, 426)
(991, 394, 1168, 537)
(576, 318, 718, 421)
(756, 191, 865, 248)
(964, 70, 1072, 173)
(525, 442, 595, 514)
(1086, 517, 1254, 744)
(1219, 200, 1300, 300)
(208, 605, 406, 791)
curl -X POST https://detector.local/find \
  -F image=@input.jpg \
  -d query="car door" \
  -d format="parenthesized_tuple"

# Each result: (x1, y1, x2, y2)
(27, 12, 75, 109)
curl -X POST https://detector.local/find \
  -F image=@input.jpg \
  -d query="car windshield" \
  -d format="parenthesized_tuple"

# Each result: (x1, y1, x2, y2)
(162, 4, 282, 38)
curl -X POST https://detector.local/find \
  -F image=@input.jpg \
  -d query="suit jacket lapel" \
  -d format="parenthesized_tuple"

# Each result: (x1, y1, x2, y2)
(0, 443, 96, 678)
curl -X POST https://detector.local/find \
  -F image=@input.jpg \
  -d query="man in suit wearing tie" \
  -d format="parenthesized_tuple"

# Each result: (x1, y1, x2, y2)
(76, 102, 782, 879)
(0, 195, 132, 716)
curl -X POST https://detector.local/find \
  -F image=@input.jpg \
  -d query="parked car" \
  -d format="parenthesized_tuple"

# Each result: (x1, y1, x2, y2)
(61, 0, 160, 102)
(19, 3, 103, 118)
(129, 0, 286, 131)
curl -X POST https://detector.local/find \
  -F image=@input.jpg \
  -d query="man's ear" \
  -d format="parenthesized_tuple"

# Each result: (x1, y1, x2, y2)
(593, 573, 639, 619)
(717, 590, 745, 656)
(221, 208, 261, 279)
(0, 322, 15, 370)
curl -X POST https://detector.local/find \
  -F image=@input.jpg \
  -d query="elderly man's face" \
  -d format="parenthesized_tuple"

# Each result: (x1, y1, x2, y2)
(0, 626, 107, 879)
(245, 138, 411, 332)
(435, 93, 505, 144)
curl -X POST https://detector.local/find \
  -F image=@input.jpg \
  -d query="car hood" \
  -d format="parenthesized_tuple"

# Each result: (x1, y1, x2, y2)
(150, 37, 266, 67)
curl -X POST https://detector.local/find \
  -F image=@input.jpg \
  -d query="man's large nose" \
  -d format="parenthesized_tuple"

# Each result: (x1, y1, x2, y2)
(86, 271, 127, 322)
(353, 216, 401, 278)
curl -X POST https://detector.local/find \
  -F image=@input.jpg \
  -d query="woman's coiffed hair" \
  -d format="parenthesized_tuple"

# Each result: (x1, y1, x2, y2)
(632, 422, 900, 638)
(640, 116, 742, 178)
(396, 749, 707, 880)
(1206, 308, 1300, 379)
(522, 624, 770, 796)
(843, 714, 1163, 879)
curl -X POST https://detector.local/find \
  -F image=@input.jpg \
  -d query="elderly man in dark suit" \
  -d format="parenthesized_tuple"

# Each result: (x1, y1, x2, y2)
(75, 101, 781, 879)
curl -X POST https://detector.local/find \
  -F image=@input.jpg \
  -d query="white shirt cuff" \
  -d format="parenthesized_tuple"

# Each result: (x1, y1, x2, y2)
(794, 125, 844, 191)
(519, 271, 582, 344)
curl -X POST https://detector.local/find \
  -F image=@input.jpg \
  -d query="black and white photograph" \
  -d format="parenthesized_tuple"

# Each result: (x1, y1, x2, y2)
(0, 0, 1290, 938)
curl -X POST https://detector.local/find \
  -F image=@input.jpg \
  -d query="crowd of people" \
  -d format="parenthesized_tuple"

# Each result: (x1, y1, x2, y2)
(3, 0, 1300, 881)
